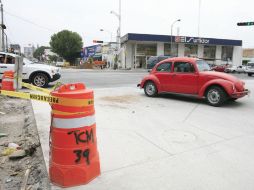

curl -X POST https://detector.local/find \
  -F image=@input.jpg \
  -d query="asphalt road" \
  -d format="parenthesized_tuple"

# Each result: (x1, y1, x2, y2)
(55, 69, 147, 88)
(55, 69, 254, 89)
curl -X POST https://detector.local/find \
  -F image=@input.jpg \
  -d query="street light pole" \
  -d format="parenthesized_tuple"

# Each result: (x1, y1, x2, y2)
(110, 0, 122, 68)
(170, 19, 181, 56)
(198, 0, 201, 37)
(119, 0, 121, 43)
(110, 10, 121, 46)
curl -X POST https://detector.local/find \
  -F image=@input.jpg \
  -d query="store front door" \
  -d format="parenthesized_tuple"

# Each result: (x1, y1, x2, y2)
(135, 56, 146, 69)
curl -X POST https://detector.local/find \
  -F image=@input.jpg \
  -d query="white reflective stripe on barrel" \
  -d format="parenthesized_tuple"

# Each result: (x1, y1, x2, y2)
(52, 115, 96, 129)
(3, 78, 13, 82)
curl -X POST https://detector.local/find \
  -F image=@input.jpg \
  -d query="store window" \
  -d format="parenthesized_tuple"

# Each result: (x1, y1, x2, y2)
(136, 44, 157, 56)
(221, 46, 233, 61)
(203, 45, 216, 59)
(184, 44, 198, 57)
(164, 43, 178, 56)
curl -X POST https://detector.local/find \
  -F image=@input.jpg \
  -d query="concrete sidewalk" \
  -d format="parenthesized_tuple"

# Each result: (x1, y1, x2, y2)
(32, 82, 254, 190)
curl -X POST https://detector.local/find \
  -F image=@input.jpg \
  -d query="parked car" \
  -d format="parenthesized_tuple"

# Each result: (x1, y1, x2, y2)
(138, 57, 249, 107)
(0, 52, 61, 87)
(147, 56, 171, 69)
(236, 65, 247, 73)
(211, 64, 229, 72)
(56, 61, 65, 67)
(245, 61, 254, 76)
(225, 65, 237, 73)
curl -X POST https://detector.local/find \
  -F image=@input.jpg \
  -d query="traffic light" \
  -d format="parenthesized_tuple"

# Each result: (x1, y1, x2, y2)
(237, 22, 254, 26)
(93, 40, 103, 43)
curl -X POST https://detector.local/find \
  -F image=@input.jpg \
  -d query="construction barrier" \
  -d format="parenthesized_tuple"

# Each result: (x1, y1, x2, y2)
(1, 71, 14, 91)
(49, 83, 100, 187)
(0, 79, 100, 187)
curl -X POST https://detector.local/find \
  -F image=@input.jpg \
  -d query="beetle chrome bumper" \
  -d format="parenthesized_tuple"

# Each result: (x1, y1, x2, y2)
(231, 89, 250, 98)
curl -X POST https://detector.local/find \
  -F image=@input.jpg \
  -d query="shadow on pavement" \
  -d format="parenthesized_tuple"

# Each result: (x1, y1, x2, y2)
(140, 93, 246, 108)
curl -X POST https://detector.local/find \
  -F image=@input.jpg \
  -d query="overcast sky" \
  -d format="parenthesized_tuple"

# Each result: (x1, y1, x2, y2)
(3, 0, 254, 50)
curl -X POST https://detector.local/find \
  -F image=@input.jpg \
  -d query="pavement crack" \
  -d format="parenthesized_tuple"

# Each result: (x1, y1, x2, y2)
(188, 123, 227, 140)
(183, 104, 199, 122)
(135, 132, 174, 156)
(102, 155, 171, 174)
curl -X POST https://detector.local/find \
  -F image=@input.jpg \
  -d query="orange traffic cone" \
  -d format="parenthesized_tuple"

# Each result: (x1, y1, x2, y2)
(1, 71, 14, 91)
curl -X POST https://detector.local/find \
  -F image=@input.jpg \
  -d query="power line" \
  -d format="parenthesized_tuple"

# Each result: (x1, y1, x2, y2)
(4, 10, 56, 32)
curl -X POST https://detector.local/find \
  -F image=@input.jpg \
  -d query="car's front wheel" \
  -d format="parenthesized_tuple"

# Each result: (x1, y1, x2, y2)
(31, 73, 49, 88)
(144, 81, 158, 97)
(206, 86, 227, 107)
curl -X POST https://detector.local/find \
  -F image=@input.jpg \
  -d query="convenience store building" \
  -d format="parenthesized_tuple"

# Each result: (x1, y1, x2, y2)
(119, 33, 242, 69)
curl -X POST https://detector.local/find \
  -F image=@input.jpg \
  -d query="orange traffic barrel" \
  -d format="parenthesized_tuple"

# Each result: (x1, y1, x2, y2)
(49, 83, 100, 188)
(1, 71, 14, 91)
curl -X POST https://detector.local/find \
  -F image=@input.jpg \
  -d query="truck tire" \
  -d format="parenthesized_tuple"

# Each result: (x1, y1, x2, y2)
(144, 81, 158, 97)
(31, 73, 49, 88)
(206, 86, 227, 107)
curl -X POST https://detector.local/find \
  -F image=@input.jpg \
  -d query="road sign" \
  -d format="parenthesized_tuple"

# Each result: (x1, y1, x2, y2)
(237, 22, 254, 26)
(93, 40, 103, 43)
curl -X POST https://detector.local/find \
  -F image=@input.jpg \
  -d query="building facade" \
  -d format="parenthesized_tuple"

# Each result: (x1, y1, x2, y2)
(102, 42, 118, 68)
(242, 48, 254, 64)
(120, 33, 242, 69)
(10, 44, 21, 54)
(24, 45, 35, 59)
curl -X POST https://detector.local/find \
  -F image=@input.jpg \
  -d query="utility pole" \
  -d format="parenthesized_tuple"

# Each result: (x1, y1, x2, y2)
(0, 1, 4, 51)
(0, 0, 6, 52)
(5, 32, 7, 51)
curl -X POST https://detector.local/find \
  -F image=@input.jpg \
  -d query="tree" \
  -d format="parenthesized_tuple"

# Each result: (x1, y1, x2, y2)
(48, 55, 58, 63)
(50, 30, 83, 65)
(33, 46, 50, 60)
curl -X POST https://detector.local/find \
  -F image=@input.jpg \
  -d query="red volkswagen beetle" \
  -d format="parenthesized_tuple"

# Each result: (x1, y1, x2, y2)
(138, 57, 249, 106)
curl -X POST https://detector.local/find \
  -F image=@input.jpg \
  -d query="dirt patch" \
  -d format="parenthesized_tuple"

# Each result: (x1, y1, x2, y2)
(100, 95, 139, 104)
(0, 96, 50, 190)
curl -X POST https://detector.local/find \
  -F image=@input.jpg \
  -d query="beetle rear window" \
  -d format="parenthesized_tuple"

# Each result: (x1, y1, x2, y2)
(196, 60, 211, 71)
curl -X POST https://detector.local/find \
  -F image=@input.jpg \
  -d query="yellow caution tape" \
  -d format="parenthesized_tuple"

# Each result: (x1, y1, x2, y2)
(22, 82, 51, 94)
(0, 90, 94, 107)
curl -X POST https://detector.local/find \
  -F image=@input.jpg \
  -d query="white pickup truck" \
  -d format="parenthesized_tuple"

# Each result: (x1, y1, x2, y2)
(246, 61, 254, 77)
(0, 52, 61, 87)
